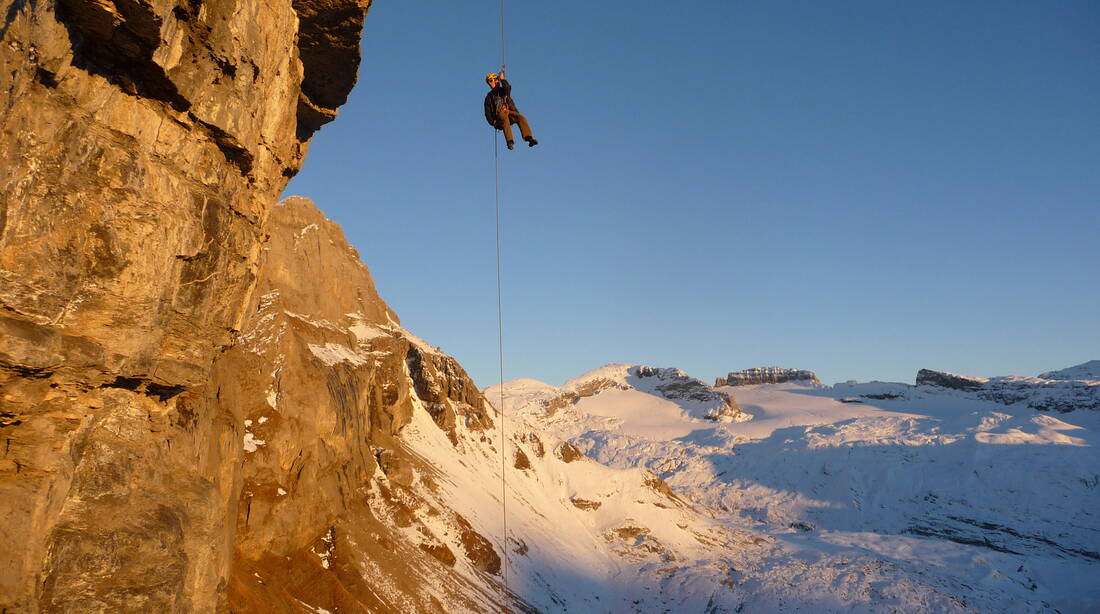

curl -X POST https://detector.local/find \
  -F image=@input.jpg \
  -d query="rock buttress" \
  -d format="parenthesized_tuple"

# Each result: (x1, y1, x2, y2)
(215, 197, 503, 613)
(0, 1, 369, 612)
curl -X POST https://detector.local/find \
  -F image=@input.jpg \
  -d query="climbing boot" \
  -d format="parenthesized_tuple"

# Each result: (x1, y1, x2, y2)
(506, 140, 515, 150)
(525, 136, 539, 147)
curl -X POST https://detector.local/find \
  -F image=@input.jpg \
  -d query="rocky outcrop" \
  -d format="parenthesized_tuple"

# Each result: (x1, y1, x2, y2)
(0, 2, 370, 611)
(2, 185, 513, 613)
(1, 0, 371, 387)
(631, 365, 743, 422)
(217, 197, 502, 613)
(916, 369, 987, 391)
(917, 367, 1100, 413)
(556, 441, 587, 463)
(542, 376, 625, 415)
(717, 366, 821, 387)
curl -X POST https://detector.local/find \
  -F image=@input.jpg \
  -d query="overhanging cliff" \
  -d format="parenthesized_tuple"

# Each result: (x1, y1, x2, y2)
(0, 1, 371, 611)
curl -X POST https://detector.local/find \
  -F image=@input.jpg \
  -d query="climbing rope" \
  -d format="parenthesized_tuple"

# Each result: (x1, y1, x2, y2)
(498, 0, 507, 74)
(494, 0, 511, 598)
(494, 125, 510, 595)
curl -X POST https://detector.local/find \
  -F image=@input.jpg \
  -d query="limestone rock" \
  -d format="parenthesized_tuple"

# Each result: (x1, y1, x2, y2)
(717, 366, 821, 387)
(0, 1, 370, 611)
(915, 368, 988, 391)
(219, 197, 499, 612)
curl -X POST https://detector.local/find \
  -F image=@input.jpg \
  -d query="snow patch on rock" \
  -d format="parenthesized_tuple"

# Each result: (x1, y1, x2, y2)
(307, 342, 369, 367)
(243, 432, 266, 453)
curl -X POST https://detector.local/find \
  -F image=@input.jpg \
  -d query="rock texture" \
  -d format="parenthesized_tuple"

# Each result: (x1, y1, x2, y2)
(717, 366, 821, 387)
(631, 365, 742, 422)
(915, 368, 987, 391)
(0, 1, 370, 611)
(215, 197, 505, 613)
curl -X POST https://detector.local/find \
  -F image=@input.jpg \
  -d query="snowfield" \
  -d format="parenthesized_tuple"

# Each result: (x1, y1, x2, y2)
(488, 362, 1100, 613)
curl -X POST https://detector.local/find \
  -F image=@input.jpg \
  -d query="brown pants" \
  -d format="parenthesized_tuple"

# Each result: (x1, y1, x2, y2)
(496, 108, 533, 143)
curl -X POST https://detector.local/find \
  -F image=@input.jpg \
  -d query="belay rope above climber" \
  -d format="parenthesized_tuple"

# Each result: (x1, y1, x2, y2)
(494, 0, 510, 599)
(494, 115, 510, 597)
(490, 0, 540, 601)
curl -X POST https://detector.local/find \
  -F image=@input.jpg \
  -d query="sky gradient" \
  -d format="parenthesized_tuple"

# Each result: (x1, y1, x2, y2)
(285, 1, 1100, 388)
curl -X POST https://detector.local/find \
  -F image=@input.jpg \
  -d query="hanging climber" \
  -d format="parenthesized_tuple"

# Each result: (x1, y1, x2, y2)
(484, 71, 538, 150)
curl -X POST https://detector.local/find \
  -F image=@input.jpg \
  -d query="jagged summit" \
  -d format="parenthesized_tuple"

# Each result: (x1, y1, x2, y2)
(716, 366, 821, 387)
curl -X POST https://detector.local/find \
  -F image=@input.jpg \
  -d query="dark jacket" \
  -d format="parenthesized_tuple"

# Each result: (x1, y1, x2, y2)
(484, 79, 518, 127)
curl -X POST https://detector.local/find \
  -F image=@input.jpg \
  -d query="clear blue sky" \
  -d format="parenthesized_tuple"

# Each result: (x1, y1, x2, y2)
(285, 1, 1099, 388)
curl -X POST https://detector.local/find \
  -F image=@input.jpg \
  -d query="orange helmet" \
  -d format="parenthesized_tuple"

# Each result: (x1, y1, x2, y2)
(486, 73, 500, 84)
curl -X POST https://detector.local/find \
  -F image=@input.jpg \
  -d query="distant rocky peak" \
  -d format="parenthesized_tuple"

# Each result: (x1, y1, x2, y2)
(716, 366, 821, 387)
(520, 364, 745, 423)
(629, 365, 742, 421)
(916, 367, 1100, 413)
(915, 369, 988, 391)
(1039, 360, 1100, 382)
(632, 365, 718, 401)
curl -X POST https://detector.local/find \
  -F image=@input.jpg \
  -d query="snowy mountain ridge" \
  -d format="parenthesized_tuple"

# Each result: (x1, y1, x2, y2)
(916, 364, 1100, 412)
(1039, 360, 1100, 381)
(490, 363, 748, 429)
(490, 361, 1100, 613)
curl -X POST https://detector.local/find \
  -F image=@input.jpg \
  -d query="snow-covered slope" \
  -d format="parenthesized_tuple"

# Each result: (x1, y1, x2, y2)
(917, 365, 1100, 412)
(395, 397, 758, 613)
(1039, 360, 1100, 381)
(492, 364, 1100, 613)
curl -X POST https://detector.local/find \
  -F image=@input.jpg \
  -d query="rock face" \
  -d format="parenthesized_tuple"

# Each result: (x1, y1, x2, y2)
(915, 369, 987, 391)
(215, 197, 505, 613)
(717, 366, 821, 387)
(0, 2, 370, 611)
